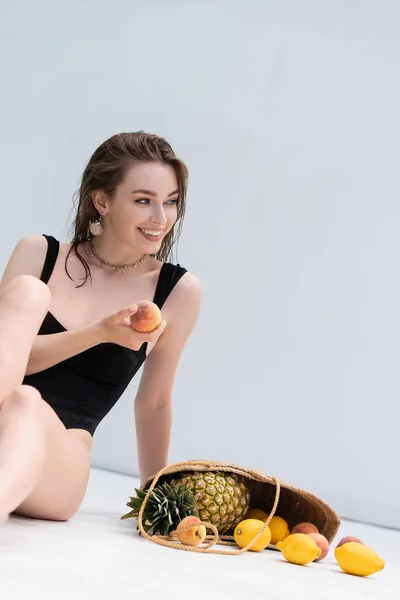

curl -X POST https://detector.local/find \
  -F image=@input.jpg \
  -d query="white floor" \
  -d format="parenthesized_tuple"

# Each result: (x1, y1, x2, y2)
(1, 468, 398, 599)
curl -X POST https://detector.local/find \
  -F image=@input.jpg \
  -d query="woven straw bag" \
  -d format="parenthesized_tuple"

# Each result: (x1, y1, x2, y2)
(129, 459, 341, 555)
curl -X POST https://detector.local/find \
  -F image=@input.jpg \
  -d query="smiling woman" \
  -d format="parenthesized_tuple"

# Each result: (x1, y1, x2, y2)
(0, 131, 202, 525)
(133, 183, 179, 244)
(83, 162, 180, 271)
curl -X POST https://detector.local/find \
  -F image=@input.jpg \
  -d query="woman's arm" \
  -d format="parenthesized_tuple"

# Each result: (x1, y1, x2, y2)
(134, 272, 202, 484)
(0, 235, 164, 375)
(25, 326, 104, 374)
(0, 236, 102, 373)
(26, 306, 166, 374)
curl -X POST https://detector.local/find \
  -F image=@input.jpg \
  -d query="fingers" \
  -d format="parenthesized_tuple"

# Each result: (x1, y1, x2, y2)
(117, 305, 138, 325)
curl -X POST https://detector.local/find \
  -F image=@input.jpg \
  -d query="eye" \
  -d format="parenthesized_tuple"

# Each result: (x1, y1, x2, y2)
(135, 198, 150, 204)
(165, 198, 178, 205)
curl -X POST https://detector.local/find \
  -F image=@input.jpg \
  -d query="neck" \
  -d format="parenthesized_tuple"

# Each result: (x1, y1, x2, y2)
(90, 233, 145, 267)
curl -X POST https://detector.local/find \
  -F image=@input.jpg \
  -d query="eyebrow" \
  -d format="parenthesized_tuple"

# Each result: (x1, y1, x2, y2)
(131, 188, 179, 197)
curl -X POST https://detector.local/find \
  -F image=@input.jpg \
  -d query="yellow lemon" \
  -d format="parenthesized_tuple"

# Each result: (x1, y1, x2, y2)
(243, 511, 290, 545)
(234, 519, 272, 552)
(277, 533, 321, 565)
(245, 508, 269, 522)
(334, 542, 385, 577)
(268, 516, 290, 545)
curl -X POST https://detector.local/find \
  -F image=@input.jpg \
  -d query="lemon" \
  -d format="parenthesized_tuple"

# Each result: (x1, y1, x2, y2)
(268, 516, 290, 545)
(245, 508, 269, 522)
(277, 533, 321, 565)
(334, 542, 385, 577)
(234, 519, 272, 552)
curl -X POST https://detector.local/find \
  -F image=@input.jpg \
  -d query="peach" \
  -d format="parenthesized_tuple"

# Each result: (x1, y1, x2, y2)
(130, 301, 162, 333)
(176, 516, 206, 547)
(291, 522, 319, 535)
(336, 536, 365, 549)
(309, 533, 330, 561)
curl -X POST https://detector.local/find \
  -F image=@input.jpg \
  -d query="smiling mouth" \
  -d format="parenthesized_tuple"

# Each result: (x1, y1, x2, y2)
(138, 228, 165, 242)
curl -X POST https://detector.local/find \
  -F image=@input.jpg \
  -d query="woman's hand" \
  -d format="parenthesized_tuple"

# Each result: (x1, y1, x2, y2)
(97, 305, 167, 351)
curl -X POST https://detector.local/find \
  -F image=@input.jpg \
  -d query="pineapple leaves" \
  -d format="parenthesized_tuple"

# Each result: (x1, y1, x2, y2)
(121, 481, 196, 535)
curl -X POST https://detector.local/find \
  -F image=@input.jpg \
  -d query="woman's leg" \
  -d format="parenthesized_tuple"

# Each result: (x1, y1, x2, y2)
(0, 275, 91, 522)
(0, 274, 51, 404)
(0, 386, 50, 518)
(0, 274, 50, 522)
(0, 385, 91, 522)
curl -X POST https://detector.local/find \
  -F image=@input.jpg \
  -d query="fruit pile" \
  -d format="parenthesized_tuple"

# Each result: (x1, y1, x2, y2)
(122, 468, 384, 578)
(233, 509, 385, 578)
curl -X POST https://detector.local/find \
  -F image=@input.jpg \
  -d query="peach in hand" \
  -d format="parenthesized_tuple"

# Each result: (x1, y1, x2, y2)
(130, 301, 162, 333)
(176, 516, 206, 547)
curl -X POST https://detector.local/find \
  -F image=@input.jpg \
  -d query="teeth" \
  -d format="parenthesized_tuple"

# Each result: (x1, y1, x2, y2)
(140, 229, 163, 237)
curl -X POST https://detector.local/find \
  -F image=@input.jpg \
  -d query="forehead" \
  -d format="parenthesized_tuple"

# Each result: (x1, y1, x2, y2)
(121, 161, 178, 192)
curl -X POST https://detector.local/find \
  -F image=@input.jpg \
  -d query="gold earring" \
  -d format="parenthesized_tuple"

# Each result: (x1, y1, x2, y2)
(88, 215, 104, 237)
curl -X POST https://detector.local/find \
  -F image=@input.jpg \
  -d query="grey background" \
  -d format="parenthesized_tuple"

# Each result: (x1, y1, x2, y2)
(1, 0, 399, 528)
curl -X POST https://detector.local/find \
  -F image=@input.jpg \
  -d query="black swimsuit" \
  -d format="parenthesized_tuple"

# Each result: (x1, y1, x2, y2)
(23, 234, 187, 436)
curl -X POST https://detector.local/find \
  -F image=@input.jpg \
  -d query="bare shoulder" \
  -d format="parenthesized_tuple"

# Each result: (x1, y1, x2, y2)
(161, 269, 202, 332)
(143, 269, 202, 367)
(175, 270, 202, 296)
(148, 256, 202, 306)
(0, 234, 48, 289)
(167, 270, 202, 308)
(14, 234, 47, 254)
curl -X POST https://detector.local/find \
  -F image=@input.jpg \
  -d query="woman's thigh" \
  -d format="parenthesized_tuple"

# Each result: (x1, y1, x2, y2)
(13, 391, 92, 521)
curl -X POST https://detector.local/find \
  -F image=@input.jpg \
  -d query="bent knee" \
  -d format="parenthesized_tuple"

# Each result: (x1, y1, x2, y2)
(3, 385, 67, 441)
(2, 275, 51, 311)
(4, 386, 52, 425)
(7, 384, 43, 408)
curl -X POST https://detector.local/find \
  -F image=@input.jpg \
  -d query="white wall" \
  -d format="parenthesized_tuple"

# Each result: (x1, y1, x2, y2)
(1, 0, 399, 529)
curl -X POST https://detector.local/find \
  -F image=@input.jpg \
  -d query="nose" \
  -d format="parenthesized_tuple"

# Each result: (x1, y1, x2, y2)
(150, 204, 167, 226)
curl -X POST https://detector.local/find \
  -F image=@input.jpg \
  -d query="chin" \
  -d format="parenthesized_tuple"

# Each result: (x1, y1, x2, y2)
(142, 239, 163, 250)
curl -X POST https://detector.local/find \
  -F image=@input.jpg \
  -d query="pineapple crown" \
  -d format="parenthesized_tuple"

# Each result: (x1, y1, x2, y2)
(121, 481, 196, 536)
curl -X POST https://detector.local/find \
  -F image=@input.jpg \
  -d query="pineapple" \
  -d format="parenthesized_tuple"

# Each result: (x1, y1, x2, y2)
(172, 471, 250, 534)
(122, 471, 251, 536)
(121, 481, 196, 535)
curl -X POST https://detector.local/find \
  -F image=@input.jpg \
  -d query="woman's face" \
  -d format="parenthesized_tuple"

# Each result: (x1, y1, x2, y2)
(103, 161, 179, 254)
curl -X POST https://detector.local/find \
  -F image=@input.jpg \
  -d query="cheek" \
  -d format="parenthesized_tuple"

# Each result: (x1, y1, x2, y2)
(124, 203, 143, 224)
(167, 206, 178, 226)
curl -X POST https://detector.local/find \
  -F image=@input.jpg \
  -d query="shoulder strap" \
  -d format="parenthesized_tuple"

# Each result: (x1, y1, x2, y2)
(153, 263, 187, 309)
(40, 234, 60, 284)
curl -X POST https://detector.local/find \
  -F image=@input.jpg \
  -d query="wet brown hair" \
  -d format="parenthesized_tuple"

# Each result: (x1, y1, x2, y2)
(66, 131, 188, 286)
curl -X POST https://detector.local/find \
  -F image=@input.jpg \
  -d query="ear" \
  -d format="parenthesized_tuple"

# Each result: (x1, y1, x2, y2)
(91, 190, 110, 216)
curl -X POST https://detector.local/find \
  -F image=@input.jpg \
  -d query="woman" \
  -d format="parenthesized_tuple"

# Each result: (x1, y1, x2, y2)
(0, 131, 202, 525)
